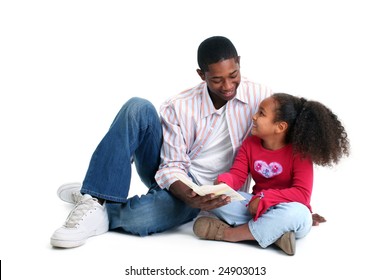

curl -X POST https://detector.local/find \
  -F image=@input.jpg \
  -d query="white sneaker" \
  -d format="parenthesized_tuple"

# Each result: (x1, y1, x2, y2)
(57, 182, 83, 204)
(51, 194, 109, 248)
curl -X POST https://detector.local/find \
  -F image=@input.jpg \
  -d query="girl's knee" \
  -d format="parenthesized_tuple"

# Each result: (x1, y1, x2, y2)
(276, 202, 311, 227)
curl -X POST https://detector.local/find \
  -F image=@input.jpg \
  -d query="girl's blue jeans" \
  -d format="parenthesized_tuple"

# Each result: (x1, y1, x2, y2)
(211, 192, 313, 247)
(80, 97, 200, 236)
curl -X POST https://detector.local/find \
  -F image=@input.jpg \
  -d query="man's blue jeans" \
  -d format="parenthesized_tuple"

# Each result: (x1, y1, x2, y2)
(80, 97, 200, 236)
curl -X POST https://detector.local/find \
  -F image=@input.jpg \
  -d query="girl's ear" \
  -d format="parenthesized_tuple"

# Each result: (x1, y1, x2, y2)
(276, 121, 288, 133)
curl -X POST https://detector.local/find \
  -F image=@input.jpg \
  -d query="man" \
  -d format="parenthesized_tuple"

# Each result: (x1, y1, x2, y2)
(51, 36, 323, 249)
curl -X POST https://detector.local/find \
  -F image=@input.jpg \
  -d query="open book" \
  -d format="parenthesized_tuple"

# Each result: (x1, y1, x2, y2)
(174, 173, 245, 201)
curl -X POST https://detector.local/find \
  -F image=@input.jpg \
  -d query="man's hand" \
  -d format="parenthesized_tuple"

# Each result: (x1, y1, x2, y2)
(169, 180, 230, 211)
(312, 213, 326, 226)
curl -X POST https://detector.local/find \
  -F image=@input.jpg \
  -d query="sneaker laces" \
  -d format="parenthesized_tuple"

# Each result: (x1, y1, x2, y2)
(64, 195, 99, 228)
(71, 192, 83, 204)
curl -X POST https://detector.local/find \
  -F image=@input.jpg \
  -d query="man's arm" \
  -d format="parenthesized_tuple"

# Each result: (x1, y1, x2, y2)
(169, 180, 231, 211)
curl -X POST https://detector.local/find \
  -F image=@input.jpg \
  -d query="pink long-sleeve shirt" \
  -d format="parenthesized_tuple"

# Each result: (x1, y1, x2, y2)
(217, 135, 313, 220)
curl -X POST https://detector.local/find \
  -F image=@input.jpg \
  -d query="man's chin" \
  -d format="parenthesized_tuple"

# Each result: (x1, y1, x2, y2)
(223, 91, 237, 100)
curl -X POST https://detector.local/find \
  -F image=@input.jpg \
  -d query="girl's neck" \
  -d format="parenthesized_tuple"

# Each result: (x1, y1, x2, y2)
(261, 138, 286, 151)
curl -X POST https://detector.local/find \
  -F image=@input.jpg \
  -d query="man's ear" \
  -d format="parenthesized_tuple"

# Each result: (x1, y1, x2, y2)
(236, 56, 241, 65)
(196, 69, 205, 81)
(276, 121, 288, 133)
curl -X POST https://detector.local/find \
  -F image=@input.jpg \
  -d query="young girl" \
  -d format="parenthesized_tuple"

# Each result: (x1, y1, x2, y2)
(193, 93, 350, 255)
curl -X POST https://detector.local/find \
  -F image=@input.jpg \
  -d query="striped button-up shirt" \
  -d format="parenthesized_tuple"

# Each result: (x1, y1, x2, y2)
(155, 78, 272, 190)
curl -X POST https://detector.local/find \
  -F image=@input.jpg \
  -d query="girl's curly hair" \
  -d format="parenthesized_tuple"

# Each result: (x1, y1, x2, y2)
(272, 93, 350, 166)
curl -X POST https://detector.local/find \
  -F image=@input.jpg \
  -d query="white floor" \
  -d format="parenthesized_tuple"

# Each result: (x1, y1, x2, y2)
(1, 1, 389, 279)
(2, 163, 387, 280)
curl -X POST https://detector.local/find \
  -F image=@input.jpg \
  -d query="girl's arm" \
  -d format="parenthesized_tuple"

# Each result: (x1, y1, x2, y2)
(216, 138, 251, 190)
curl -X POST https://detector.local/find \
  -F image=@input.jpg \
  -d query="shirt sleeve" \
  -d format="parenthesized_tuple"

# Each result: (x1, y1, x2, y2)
(217, 139, 251, 190)
(154, 101, 191, 189)
(251, 155, 313, 221)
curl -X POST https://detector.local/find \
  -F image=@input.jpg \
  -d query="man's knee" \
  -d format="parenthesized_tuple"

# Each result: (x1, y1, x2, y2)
(121, 97, 159, 127)
(123, 97, 155, 113)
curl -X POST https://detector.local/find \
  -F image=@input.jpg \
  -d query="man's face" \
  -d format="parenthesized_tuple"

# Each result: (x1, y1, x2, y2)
(197, 57, 241, 109)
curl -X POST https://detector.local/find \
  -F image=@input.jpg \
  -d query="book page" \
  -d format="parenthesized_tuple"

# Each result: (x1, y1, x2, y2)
(174, 173, 245, 201)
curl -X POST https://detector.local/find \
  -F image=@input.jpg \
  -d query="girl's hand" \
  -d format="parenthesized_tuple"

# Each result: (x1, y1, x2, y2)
(248, 197, 260, 217)
(312, 213, 327, 226)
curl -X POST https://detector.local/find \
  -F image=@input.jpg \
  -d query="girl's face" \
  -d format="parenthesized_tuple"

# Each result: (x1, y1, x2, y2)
(251, 97, 279, 139)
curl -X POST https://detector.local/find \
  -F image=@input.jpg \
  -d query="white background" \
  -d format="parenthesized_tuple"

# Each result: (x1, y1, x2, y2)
(1, 0, 389, 279)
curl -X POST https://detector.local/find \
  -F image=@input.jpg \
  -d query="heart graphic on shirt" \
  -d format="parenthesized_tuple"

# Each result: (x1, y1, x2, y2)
(254, 160, 283, 178)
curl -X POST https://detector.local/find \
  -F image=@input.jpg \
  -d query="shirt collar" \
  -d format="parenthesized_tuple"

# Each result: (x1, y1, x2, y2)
(200, 81, 248, 119)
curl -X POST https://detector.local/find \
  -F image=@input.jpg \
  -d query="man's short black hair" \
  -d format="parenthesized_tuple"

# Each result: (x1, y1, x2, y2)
(197, 36, 238, 72)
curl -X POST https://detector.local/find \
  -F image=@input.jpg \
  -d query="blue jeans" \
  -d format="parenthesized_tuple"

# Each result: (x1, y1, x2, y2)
(81, 97, 200, 236)
(211, 192, 312, 248)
